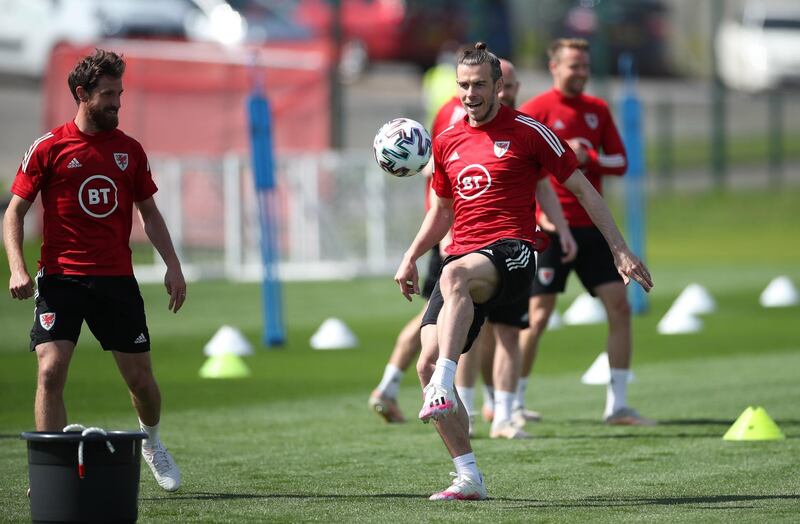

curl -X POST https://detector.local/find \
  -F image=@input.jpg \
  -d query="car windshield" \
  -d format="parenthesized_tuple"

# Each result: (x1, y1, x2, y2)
(226, 0, 312, 41)
(763, 17, 800, 30)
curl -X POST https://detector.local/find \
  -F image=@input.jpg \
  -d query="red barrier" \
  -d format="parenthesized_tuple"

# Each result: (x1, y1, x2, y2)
(44, 39, 332, 155)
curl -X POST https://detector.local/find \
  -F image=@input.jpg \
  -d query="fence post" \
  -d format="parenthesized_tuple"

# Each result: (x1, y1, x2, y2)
(656, 100, 674, 192)
(619, 53, 648, 314)
(710, 0, 727, 188)
(768, 90, 784, 186)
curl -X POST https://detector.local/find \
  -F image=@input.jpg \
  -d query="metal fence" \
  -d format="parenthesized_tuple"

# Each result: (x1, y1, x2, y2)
(135, 152, 427, 283)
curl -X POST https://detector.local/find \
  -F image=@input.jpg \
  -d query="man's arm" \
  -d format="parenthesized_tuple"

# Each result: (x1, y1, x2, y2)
(3, 195, 34, 299)
(394, 195, 454, 301)
(562, 170, 653, 291)
(135, 197, 187, 312)
(535, 178, 577, 262)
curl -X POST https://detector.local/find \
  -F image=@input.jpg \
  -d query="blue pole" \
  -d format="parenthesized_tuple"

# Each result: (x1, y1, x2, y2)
(618, 53, 648, 314)
(248, 90, 286, 346)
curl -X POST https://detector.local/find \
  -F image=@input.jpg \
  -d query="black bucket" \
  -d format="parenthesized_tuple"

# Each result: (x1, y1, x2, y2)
(21, 430, 147, 523)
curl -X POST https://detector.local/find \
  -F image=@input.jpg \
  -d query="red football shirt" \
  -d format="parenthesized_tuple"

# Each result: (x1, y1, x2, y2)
(11, 120, 158, 275)
(519, 88, 627, 227)
(432, 105, 578, 255)
(424, 96, 466, 211)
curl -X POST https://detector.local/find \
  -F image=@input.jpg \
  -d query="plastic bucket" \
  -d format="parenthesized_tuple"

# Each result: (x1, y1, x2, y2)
(21, 430, 147, 523)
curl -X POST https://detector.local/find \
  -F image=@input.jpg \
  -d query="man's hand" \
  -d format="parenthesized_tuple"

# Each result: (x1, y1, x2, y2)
(9, 270, 34, 300)
(164, 265, 187, 313)
(393, 258, 419, 302)
(566, 138, 589, 165)
(559, 230, 578, 263)
(613, 250, 653, 292)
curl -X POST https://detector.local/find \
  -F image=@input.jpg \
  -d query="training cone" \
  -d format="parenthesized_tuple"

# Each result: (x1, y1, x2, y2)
(671, 283, 716, 315)
(199, 354, 251, 379)
(204, 325, 254, 357)
(723, 406, 785, 441)
(580, 352, 635, 385)
(657, 307, 703, 335)
(563, 293, 606, 325)
(546, 310, 563, 330)
(759, 276, 799, 308)
(310, 317, 357, 350)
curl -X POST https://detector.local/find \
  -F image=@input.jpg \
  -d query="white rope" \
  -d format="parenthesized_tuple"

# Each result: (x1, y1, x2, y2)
(62, 424, 116, 479)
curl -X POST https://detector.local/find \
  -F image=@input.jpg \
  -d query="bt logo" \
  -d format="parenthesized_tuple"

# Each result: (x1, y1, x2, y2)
(456, 164, 492, 200)
(78, 175, 118, 218)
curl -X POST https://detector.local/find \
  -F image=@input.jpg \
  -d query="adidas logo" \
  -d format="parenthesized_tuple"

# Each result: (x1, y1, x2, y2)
(67, 158, 82, 169)
(448, 151, 460, 162)
(134, 333, 148, 344)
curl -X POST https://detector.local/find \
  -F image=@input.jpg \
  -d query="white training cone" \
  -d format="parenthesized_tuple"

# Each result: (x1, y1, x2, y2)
(760, 276, 799, 308)
(204, 325, 254, 357)
(671, 283, 716, 315)
(546, 310, 563, 330)
(657, 307, 703, 335)
(563, 293, 606, 325)
(310, 317, 357, 350)
(581, 352, 635, 385)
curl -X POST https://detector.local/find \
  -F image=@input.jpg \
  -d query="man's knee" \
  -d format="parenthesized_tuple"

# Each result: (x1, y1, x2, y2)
(36, 349, 70, 392)
(439, 264, 469, 296)
(416, 353, 436, 384)
(602, 290, 631, 322)
(121, 363, 158, 397)
(528, 296, 555, 330)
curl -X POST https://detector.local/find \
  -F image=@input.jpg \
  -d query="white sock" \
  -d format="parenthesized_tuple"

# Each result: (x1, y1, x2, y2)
(492, 390, 514, 429)
(456, 386, 476, 416)
(430, 358, 457, 389)
(605, 368, 630, 417)
(453, 452, 481, 481)
(139, 419, 161, 449)
(376, 364, 403, 398)
(513, 377, 529, 410)
(482, 385, 495, 412)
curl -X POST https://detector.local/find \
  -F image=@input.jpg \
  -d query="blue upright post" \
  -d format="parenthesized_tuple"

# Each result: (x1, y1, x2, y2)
(248, 88, 286, 346)
(618, 53, 648, 314)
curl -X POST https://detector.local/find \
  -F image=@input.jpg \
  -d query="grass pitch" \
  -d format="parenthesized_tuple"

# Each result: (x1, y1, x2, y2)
(0, 188, 799, 522)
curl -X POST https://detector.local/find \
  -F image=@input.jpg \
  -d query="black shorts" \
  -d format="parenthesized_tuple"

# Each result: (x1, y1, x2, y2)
(421, 245, 443, 300)
(421, 238, 535, 353)
(30, 273, 151, 353)
(530, 226, 622, 297)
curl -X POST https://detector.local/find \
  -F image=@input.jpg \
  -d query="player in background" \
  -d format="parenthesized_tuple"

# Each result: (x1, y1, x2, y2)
(395, 42, 652, 501)
(3, 49, 184, 491)
(453, 58, 578, 437)
(517, 38, 654, 425)
(368, 95, 466, 423)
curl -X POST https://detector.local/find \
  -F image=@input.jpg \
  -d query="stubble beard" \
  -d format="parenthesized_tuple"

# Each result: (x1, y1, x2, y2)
(87, 103, 119, 131)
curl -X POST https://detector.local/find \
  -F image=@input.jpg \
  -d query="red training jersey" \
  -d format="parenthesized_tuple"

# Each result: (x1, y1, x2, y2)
(519, 88, 627, 227)
(11, 120, 158, 276)
(432, 104, 578, 255)
(424, 96, 466, 211)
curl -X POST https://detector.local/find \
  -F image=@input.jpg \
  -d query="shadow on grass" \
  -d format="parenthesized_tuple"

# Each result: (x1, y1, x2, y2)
(141, 492, 422, 501)
(492, 493, 800, 508)
(143, 492, 800, 508)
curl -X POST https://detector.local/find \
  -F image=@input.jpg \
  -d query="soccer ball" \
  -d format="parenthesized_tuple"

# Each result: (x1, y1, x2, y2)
(372, 118, 432, 177)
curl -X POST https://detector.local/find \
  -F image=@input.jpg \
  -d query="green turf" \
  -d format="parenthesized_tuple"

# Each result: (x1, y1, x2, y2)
(648, 131, 800, 173)
(1, 188, 799, 522)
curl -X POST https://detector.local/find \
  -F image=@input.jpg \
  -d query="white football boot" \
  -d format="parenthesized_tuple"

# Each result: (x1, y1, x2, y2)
(142, 441, 181, 492)
(418, 383, 457, 423)
(429, 472, 488, 501)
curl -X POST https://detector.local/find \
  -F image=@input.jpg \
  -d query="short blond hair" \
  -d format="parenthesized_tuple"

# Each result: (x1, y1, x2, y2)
(547, 38, 590, 61)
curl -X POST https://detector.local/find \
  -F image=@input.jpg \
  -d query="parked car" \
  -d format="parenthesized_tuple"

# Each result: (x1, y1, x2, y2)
(226, 0, 471, 75)
(557, 0, 673, 76)
(0, 0, 245, 78)
(716, 0, 800, 92)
